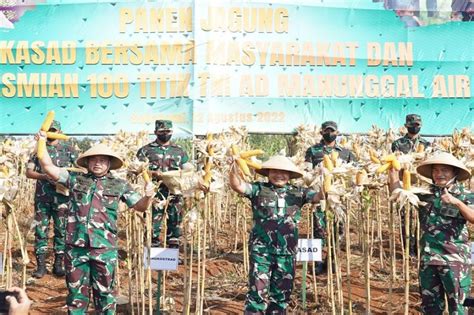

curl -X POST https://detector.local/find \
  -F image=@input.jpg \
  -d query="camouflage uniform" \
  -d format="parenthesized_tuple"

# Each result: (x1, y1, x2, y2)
(417, 183, 474, 314)
(305, 141, 355, 245)
(28, 141, 78, 255)
(391, 134, 430, 154)
(136, 121, 189, 245)
(58, 170, 141, 314)
(244, 182, 316, 313)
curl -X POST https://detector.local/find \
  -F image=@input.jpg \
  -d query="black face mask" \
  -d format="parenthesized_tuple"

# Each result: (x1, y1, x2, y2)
(157, 134, 172, 143)
(407, 126, 421, 134)
(322, 133, 337, 143)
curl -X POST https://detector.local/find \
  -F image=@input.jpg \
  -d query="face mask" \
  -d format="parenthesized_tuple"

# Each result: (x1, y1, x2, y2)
(157, 134, 172, 143)
(407, 126, 421, 134)
(322, 133, 337, 143)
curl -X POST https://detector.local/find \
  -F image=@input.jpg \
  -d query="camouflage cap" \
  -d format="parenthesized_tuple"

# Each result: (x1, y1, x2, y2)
(321, 121, 338, 131)
(155, 120, 173, 131)
(405, 114, 422, 126)
(49, 120, 61, 131)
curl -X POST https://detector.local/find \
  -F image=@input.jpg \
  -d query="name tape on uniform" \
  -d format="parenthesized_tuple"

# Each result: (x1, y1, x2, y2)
(297, 239, 322, 262)
(144, 248, 179, 271)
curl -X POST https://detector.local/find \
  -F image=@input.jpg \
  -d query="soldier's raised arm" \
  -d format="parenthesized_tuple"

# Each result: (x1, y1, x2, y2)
(34, 130, 61, 181)
(229, 162, 251, 195)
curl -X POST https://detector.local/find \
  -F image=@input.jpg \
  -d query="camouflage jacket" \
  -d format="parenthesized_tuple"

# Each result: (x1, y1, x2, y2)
(58, 171, 141, 249)
(417, 183, 474, 266)
(137, 141, 188, 174)
(244, 182, 316, 255)
(305, 141, 355, 168)
(28, 142, 78, 202)
(391, 134, 430, 154)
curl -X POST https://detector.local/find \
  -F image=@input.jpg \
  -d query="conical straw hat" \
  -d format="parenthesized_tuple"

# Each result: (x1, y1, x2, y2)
(256, 155, 304, 179)
(416, 152, 471, 181)
(76, 144, 124, 170)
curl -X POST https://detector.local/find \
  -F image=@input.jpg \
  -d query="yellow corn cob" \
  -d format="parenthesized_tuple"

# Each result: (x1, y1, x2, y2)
(37, 138, 46, 159)
(330, 151, 339, 166)
(339, 136, 347, 146)
(236, 158, 251, 176)
(391, 159, 401, 171)
(376, 162, 392, 174)
(0, 165, 8, 177)
(323, 155, 334, 171)
(323, 174, 332, 192)
(370, 149, 381, 164)
(416, 143, 425, 153)
(204, 161, 212, 173)
(142, 170, 151, 183)
(245, 159, 262, 170)
(46, 132, 69, 140)
(40, 111, 55, 131)
(381, 154, 396, 163)
(203, 171, 212, 187)
(207, 133, 213, 141)
(356, 170, 366, 185)
(403, 170, 411, 190)
(231, 144, 239, 155)
(240, 149, 264, 159)
(208, 146, 215, 156)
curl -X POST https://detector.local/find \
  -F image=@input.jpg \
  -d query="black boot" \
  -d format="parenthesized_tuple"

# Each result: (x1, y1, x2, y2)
(52, 254, 65, 277)
(32, 254, 47, 278)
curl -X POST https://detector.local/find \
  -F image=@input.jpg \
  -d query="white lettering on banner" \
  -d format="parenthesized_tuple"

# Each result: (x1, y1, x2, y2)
(297, 239, 322, 262)
(144, 247, 179, 271)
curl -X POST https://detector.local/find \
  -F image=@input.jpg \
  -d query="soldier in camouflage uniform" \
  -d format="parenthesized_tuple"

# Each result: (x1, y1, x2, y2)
(304, 121, 355, 273)
(230, 155, 323, 314)
(391, 114, 430, 154)
(389, 152, 474, 314)
(34, 131, 155, 314)
(136, 120, 192, 248)
(26, 120, 78, 278)
(392, 114, 431, 256)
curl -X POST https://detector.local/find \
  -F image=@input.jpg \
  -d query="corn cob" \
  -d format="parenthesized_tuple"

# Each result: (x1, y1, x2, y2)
(323, 155, 334, 171)
(416, 143, 425, 153)
(376, 162, 392, 174)
(245, 159, 262, 170)
(46, 132, 70, 140)
(40, 111, 55, 131)
(402, 170, 411, 190)
(381, 154, 396, 163)
(323, 174, 332, 192)
(391, 159, 401, 171)
(142, 170, 151, 183)
(339, 136, 347, 146)
(37, 138, 46, 159)
(330, 151, 339, 166)
(356, 170, 366, 185)
(240, 150, 264, 159)
(203, 171, 212, 187)
(369, 148, 381, 164)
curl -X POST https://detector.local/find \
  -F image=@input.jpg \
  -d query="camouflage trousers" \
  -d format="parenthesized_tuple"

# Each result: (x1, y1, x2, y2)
(65, 246, 117, 315)
(245, 251, 295, 314)
(152, 192, 184, 243)
(419, 262, 471, 314)
(34, 198, 68, 255)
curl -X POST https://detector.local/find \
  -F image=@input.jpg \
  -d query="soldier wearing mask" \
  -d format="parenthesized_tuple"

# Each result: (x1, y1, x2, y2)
(136, 120, 193, 248)
(392, 114, 430, 154)
(26, 120, 79, 278)
(304, 121, 355, 273)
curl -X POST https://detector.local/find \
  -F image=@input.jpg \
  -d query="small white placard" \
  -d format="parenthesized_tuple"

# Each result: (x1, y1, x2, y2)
(144, 248, 179, 271)
(471, 242, 474, 264)
(297, 239, 322, 262)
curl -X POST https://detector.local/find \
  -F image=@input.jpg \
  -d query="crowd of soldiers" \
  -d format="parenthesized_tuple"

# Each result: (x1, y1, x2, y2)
(27, 114, 473, 314)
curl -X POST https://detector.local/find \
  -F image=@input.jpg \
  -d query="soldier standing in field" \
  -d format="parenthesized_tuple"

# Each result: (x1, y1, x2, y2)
(136, 120, 193, 248)
(304, 121, 355, 273)
(34, 130, 155, 314)
(389, 152, 474, 314)
(392, 114, 430, 154)
(230, 155, 323, 314)
(26, 120, 79, 278)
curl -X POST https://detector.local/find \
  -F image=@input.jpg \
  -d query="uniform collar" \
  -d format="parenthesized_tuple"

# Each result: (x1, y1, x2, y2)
(150, 141, 172, 148)
(85, 172, 113, 180)
(318, 140, 343, 151)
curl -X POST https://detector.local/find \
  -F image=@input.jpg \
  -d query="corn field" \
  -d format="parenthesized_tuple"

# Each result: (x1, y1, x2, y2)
(0, 125, 473, 314)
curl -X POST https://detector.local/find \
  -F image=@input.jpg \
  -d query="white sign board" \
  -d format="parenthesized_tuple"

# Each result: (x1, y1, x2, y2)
(297, 239, 322, 262)
(144, 248, 179, 271)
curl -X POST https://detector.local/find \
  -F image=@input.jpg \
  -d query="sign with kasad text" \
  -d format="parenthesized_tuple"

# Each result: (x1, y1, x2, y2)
(144, 247, 179, 271)
(297, 239, 322, 262)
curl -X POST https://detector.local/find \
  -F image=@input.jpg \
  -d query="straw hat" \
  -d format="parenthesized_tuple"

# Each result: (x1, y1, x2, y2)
(416, 152, 471, 181)
(76, 144, 124, 170)
(256, 155, 304, 179)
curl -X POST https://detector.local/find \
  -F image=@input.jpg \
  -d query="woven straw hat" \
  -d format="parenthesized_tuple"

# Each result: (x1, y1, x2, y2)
(256, 155, 304, 179)
(416, 152, 471, 181)
(76, 144, 124, 170)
